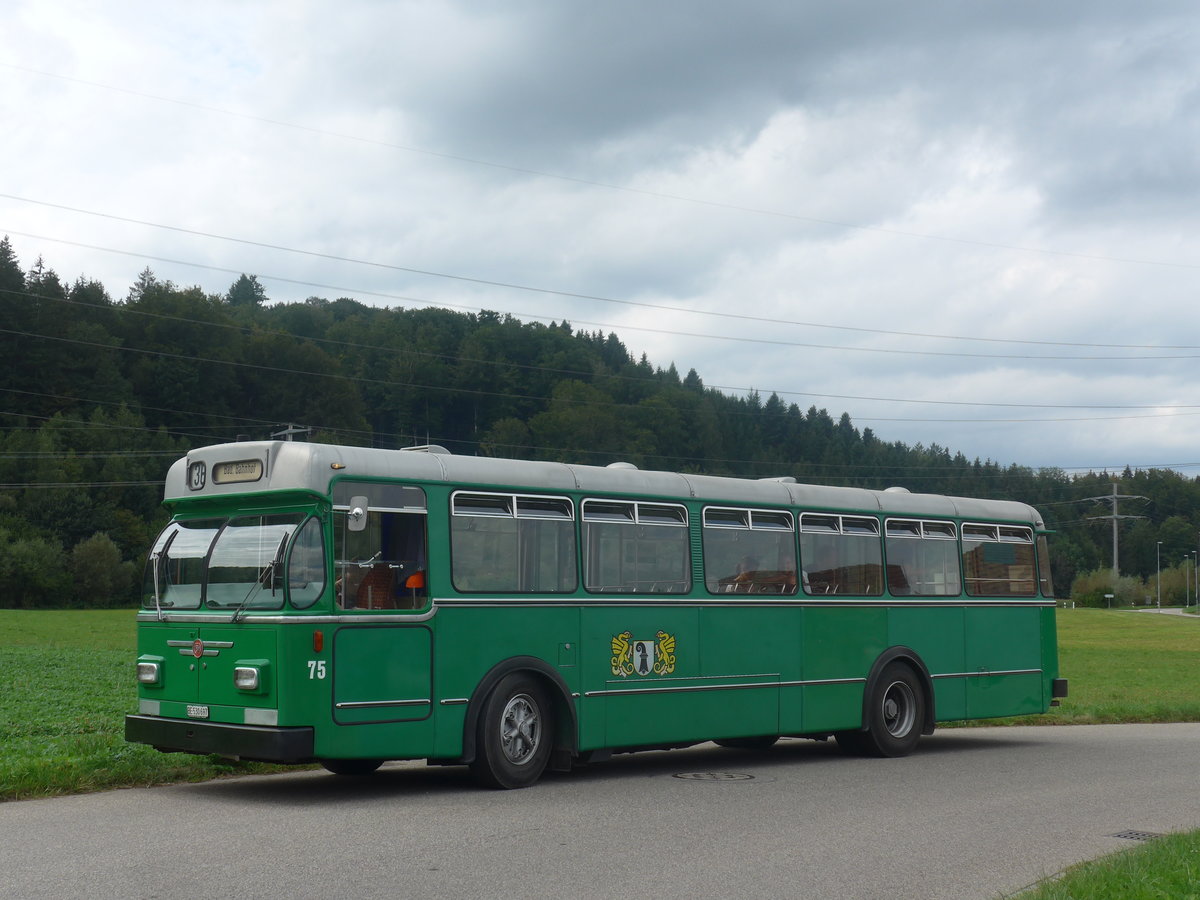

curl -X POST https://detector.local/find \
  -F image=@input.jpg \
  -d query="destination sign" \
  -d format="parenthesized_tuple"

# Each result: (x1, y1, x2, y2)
(211, 459, 264, 484)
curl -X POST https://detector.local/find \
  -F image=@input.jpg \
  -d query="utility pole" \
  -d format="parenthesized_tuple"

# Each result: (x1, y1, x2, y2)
(271, 423, 312, 442)
(1084, 482, 1147, 576)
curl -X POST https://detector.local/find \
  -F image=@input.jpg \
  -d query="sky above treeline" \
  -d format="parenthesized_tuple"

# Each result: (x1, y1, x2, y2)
(3, 1, 1199, 473)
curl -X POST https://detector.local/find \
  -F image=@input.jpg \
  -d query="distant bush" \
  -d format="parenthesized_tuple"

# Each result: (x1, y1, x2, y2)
(1069, 568, 1143, 608)
(0, 531, 72, 608)
(70, 533, 135, 608)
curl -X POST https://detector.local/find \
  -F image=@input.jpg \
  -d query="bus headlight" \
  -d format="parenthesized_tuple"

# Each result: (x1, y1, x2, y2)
(234, 666, 260, 691)
(137, 659, 162, 686)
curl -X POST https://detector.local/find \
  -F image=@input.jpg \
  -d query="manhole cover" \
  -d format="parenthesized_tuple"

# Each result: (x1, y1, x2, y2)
(672, 772, 755, 781)
(1109, 830, 1163, 842)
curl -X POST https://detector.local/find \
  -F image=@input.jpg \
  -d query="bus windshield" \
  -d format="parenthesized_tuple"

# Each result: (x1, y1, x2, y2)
(142, 513, 316, 612)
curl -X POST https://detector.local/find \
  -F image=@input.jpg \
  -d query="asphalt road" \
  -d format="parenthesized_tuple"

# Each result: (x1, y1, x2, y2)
(3, 724, 1198, 900)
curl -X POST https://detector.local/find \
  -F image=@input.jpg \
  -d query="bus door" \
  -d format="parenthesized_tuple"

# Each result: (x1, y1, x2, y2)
(331, 483, 433, 724)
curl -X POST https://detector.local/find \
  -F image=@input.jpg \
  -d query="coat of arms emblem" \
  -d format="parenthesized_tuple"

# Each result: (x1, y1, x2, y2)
(611, 630, 676, 677)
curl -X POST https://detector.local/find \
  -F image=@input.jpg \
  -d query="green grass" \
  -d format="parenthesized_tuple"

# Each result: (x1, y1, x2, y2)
(0, 610, 291, 801)
(1006, 830, 1200, 899)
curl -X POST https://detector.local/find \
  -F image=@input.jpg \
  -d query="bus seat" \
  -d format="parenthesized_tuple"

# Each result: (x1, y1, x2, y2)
(356, 564, 395, 609)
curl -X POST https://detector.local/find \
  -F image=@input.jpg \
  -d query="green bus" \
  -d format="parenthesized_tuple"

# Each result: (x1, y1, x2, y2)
(125, 440, 1067, 788)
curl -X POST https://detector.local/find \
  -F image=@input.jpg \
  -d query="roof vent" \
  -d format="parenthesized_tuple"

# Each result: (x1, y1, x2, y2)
(884, 486, 910, 493)
(402, 444, 451, 455)
(758, 476, 797, 484)
(607, 461, 638, 470)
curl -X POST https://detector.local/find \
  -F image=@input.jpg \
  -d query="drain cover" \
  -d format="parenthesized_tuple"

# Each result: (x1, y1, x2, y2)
(1109, 830, 1163, 842)
(672, 772, 755, 781)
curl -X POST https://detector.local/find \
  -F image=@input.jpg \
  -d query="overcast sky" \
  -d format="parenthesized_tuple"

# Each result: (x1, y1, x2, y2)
(3, 1, 1199, 474)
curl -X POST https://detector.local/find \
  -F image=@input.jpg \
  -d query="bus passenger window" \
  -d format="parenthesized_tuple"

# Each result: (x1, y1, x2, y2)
(703, 507, 797, 595)
(798, 514, 883, 597)
(584, 500, 690, 594)
(450, 492, 576, 593)
(884, 519, 961, 597)
(962, 524, 1037, 597)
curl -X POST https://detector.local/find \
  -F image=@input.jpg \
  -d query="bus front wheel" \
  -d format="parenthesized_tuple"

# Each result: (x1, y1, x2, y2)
(470, 673, 553, 789)
(837, 662, 925, 758)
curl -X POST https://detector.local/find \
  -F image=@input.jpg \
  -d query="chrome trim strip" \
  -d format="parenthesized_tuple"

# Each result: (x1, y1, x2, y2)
(611, 672, 779, 685)
(931, 668, 1043, 679)
(334, 698, 431, 710)
(141, 610, 439, 624)
(439, 698, 470, 706)
(138, 596, 1053, 624)
(584, 676, 865, 699)
(433, 598, 1054, 609)
(166, 640, 234, 648)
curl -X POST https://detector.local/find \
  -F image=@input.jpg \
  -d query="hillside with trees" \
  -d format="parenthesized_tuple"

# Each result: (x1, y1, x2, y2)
(2, 235, 1197, 608)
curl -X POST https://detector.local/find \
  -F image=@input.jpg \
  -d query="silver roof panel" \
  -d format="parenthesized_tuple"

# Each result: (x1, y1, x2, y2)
(164, 441, 1043, 527)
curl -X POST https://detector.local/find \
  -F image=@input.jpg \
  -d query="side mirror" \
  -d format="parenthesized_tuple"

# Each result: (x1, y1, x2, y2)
(348, 496, 369, 532)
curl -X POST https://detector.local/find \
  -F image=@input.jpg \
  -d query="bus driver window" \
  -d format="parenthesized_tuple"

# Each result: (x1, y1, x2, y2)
(333, 485, 428, 610)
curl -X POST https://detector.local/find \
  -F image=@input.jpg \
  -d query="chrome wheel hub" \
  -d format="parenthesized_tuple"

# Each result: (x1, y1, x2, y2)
(500, 693, 541, 765)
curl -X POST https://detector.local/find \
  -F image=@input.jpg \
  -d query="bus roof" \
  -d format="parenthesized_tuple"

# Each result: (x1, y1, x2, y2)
(166, 441, 1045, 528)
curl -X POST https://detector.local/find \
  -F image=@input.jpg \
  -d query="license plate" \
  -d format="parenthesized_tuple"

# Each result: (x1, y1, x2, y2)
(186, 705, 210, 719)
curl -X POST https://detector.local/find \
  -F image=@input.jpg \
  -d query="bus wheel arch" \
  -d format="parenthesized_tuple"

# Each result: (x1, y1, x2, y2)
(838, 647, 935, 758)
(462, 657, 577, 787)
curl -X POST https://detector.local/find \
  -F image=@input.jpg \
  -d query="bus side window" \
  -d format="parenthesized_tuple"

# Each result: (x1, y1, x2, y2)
(702, 507, 797, 596)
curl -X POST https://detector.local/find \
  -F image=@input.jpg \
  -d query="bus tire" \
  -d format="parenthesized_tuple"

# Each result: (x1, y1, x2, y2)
(469, 673, 553, 789)
(855, 662, 925, 758)
(320, 758, 384, 776)
(713, 735, 779, 750)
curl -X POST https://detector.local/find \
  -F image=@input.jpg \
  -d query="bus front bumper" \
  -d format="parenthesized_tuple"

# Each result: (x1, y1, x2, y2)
(125, 714, 315, 763)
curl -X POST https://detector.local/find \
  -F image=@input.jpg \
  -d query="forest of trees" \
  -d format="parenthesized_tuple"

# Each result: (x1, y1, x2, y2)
(3, 234, 1199, 608)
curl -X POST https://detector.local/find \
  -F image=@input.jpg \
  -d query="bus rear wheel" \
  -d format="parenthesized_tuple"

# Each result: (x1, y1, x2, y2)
(320, 758, 384, 776)
(837, 662, 925, 758)
(470, 673, 553, 789)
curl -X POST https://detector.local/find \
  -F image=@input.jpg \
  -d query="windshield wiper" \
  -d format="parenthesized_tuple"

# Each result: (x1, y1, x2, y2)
(151, 551, 165, 622)
(231, 533, 289, 623)
(150, 530, 180, 622)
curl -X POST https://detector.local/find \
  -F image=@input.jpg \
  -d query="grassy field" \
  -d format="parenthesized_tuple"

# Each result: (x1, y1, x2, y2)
(0, 609, 289, 801)
(3, 606, 1200, 805)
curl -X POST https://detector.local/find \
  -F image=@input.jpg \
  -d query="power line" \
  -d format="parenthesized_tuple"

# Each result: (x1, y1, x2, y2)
(6, 196, 1200, 353)
(9, 291, 1200, 434)
(11, 319, 1200, 432)
(13, 287, 1200, 412)
(3, 65, 1198, 272)
(12, 229, 1198, 362)
(0, 481, 162, 490)
(3, 397, 1195, 486)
